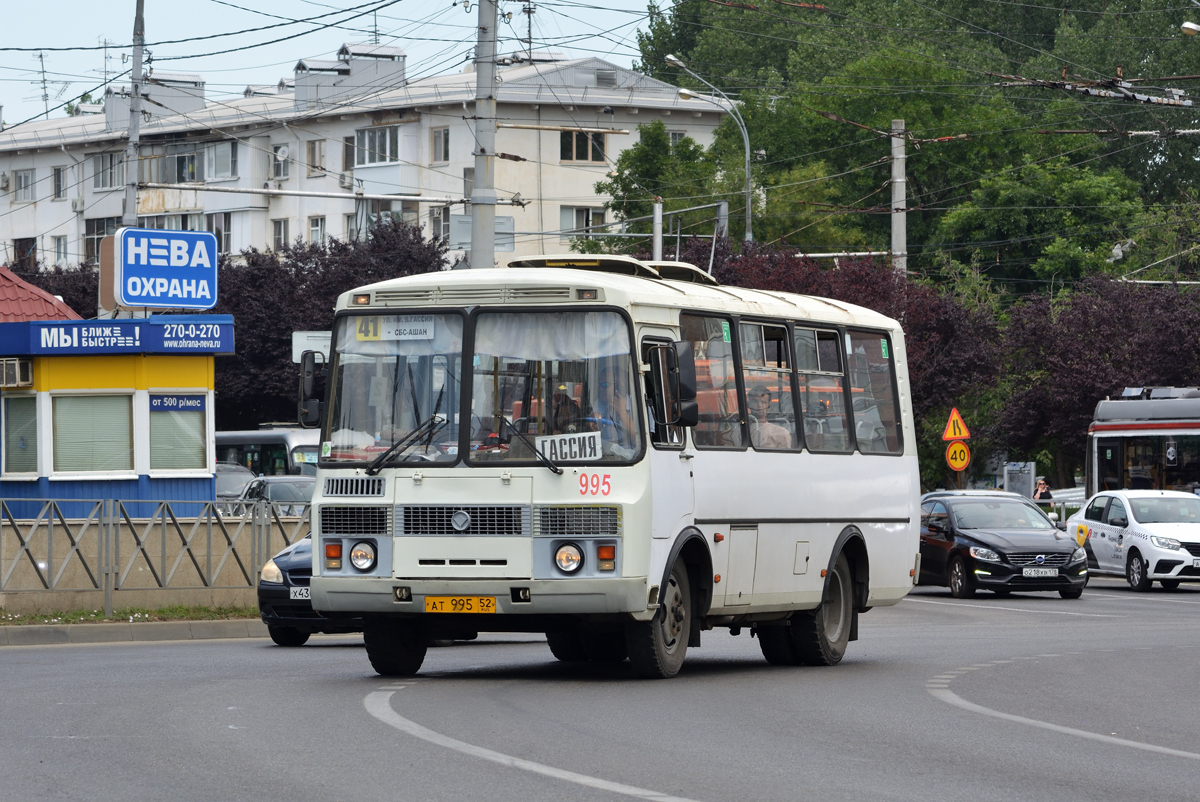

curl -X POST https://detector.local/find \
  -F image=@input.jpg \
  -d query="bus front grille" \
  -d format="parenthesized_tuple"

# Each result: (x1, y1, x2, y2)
(319, 505, 392, 536)
(324, 477, 386, 497)
(534, 505, 622, 537)
(398, 505, 530, 537)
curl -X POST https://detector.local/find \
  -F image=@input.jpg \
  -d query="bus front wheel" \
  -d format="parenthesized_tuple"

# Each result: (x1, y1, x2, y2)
(364, 619, 427, 676)
(626, 561, 691, 678)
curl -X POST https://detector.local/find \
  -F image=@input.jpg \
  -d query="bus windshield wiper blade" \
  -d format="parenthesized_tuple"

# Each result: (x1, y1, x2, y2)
(500, 417, 563, 475)
(365, 415, 447, 475)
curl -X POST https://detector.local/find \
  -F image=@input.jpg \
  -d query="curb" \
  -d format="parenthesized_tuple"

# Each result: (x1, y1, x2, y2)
(0, 619, 269, 646)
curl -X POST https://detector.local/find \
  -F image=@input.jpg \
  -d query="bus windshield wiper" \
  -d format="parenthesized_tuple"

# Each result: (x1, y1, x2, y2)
(500, 417, 563, 475)
(365, 414, 447, 475)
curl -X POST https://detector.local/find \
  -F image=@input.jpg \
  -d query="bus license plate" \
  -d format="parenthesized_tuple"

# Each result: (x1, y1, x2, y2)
(1022, 567, 1058, 578)
(424, 596, 495, 613)
(289, 587, 310, 600)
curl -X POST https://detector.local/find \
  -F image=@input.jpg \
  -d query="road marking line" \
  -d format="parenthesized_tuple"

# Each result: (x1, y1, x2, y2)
(903, 598, 1120, 617)
(927, 687, 1200, 762)
(1085, 592, 1200, 606)
(364, 691, 704, 802)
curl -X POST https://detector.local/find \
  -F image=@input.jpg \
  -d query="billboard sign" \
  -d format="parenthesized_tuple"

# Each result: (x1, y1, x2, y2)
(116, 227, 219, 310)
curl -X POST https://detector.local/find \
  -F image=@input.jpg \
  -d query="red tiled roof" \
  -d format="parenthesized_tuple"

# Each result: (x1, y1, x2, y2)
(0, 266, 83, 322)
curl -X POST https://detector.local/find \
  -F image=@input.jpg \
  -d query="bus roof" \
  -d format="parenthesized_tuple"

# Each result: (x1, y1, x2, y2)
(1094, 397, 1200, 422)
(335, 259, 899, 332)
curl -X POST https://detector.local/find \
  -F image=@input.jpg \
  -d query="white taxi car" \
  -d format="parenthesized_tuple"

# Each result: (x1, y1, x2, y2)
(1066, 490, 1200, 591)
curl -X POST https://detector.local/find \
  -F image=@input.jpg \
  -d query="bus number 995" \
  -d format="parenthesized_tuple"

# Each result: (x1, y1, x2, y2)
(580, 473, 611, 496)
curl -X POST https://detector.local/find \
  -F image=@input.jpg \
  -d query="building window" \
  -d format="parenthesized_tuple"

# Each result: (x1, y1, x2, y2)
(669, 131, 686, 147)
(559, 206, 605, 242)
(93, 153, 124, 190)
(206, 141, 238, 181)
(272, 144, 290, 179)
(306, 139, 326, 175)
(138, 213, 203, 231)
(309, 215, 326, 244)
(53, 236, 68, 267)
(432, 127, 450, 163)
(272, 219, 290, 250)
(52, 166, 67, 200)
(431, 207, 451, 240)
(53, 395, 133, 472)
(150, 395, 206, 470)
(560, 131, 605, 163)
(168, 148, 200, 183)
(355, 126, 400, 166)
(14, 169, 35, 202)
(343, 135, 355, 172)
(345, 213, 358, 242)
(84, 217, 120, 263)
(206, 212, 232, 254)
(3, 395, 38, 474)
(13, 238, 37, 270)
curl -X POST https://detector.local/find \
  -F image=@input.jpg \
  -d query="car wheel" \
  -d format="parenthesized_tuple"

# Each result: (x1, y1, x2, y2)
(758, 625, 800, 665)
(363, 618, 427, 676)
(1161, 579, 1181, 591)
(545, 630, 588, 662)
(267, 625, 310, 647)
(1058, 588, 1084, 599)
(948, 556, 976, 599)
(790, 553, 854, 666)
(1126, 551, 1152, 592)
(626, 561, 691, 679)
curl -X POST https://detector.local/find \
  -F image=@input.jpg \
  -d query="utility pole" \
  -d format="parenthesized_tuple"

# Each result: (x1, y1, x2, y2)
(522, 3, 535, 62)
(652, 200, 663, 260)
(36, 52, 49, 119)
(122, 0, 146, 228)
(469, 0, 499, 269)
(890, 119, 907, 274)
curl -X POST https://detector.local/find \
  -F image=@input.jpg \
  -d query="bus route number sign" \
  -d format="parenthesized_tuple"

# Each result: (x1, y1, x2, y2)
(945, 440, 971, 472)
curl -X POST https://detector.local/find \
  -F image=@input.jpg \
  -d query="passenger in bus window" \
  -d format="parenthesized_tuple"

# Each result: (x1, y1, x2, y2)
(747, 386, 791, 449)
(593, 364, 637, 458)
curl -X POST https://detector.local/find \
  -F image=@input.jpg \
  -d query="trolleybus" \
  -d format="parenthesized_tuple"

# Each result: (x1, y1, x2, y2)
(1087, 387, 1200, 496)
(300, 255, 920, 678)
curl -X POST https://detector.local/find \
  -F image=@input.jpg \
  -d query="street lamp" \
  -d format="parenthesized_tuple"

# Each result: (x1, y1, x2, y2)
(1183, 21, 1200, 35)
(667, 54, 753, 243)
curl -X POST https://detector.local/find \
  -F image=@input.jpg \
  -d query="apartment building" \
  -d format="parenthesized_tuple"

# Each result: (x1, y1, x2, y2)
(0, 44, 726, 268)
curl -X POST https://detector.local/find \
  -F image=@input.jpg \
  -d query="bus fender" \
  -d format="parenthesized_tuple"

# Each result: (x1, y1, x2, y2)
(658, 527, 713, 647)
(825, 525, 870, 614)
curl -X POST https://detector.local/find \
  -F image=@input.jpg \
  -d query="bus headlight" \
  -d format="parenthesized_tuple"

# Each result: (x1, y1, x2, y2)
(555, 543, 583, 573)
(260, 559, 283, 584)
(349, 541, 377, 571)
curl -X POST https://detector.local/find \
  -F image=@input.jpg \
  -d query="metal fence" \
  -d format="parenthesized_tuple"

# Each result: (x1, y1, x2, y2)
(0, 499, 310, 616)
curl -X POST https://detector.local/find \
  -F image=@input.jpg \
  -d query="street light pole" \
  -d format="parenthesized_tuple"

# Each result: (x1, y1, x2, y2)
(667, 55, 753, 243)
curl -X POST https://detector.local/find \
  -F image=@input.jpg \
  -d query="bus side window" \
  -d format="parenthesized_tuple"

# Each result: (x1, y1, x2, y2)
(847, 331, 902, 454)
(795, 328, 852, 453)
(640, 337, 685, 448)
(680, 314, 745, 449)
(740, 322, 796, 450)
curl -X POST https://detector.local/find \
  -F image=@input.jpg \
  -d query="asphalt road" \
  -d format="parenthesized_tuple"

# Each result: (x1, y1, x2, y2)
(3, 576, 1199, 802)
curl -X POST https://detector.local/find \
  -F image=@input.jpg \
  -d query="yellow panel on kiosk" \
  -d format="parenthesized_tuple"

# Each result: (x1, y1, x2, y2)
(32, 355, 215, 391)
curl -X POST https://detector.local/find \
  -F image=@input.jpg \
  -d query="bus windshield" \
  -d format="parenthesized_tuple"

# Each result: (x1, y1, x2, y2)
(468, 311, 642, 464)
(1129, 496, 1200, 524)
(326, 314, 464, 464)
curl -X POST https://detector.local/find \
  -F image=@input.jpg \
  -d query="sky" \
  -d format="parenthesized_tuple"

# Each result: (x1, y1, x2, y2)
(0, 0, 654, 130)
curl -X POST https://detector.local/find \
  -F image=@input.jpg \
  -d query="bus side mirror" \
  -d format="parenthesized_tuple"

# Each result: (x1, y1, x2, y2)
(298, 350, 325, 429)
(649, 341, 699, 428)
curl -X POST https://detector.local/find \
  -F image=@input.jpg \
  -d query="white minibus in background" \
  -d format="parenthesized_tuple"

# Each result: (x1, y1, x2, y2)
(302, 255, 920, 678)
(216, 427, 320, 476)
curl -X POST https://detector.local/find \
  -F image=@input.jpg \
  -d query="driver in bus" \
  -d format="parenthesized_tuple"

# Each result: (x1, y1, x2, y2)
(592, 363, 637, 459)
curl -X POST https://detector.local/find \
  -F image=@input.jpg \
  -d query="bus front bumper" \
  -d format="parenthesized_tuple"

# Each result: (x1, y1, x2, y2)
(311, 575, 651, 617)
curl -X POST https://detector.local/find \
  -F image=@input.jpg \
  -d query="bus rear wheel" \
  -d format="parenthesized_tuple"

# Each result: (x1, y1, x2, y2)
(626, 561, 691, 679)
(758, 626, 799, 665)
(791, 553, 853, 666)
(364, 619, 427, 676)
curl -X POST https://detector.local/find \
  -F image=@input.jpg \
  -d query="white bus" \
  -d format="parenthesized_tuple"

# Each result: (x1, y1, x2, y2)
(1088, 387, 1200, 495)
(302, 255, 920, 678)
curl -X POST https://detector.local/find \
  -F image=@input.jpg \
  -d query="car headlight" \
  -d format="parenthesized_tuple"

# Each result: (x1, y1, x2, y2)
(260, 559, 283, 584)
(555, 543, 583, 573)
(969, 546, 1000, 562)
(1150, 536, 1182, 550)
(1071, 546, 1086, 562)
(349, 541, 377, 571)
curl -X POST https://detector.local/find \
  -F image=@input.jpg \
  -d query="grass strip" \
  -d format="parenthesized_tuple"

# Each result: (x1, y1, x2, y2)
(0, 604, 259, 626)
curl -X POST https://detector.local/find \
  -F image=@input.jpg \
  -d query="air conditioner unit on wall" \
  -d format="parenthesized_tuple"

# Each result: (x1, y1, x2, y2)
(0, 358, 33, 388)
(0, 172, 9, 190)
(338, 172, 354, 189)
(71, 198, 85, 212)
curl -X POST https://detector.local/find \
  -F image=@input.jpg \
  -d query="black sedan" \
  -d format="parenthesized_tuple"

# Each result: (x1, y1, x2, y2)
(257, 536, 362, 646)
(919, 491, 1088, 599)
